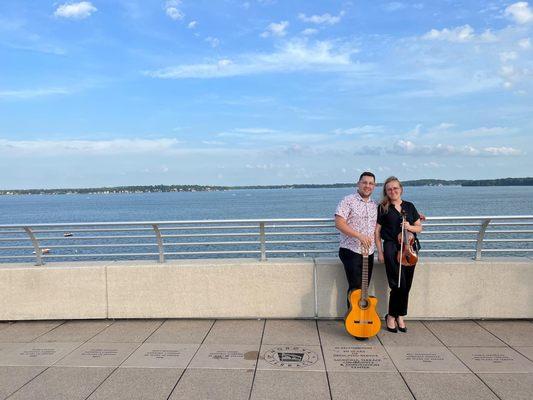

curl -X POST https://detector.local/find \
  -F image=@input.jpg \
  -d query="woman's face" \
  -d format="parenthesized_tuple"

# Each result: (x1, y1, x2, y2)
(385, 181, 402, 201)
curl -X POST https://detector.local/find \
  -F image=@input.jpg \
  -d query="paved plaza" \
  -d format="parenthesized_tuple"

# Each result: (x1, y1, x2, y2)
(0, 319, 532, 399)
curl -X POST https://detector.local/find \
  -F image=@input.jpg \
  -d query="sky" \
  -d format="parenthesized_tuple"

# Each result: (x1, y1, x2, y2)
(0, 0, 532, 189)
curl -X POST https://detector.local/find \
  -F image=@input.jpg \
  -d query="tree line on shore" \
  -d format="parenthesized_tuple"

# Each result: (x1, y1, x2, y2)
(1, 177, 531, 195)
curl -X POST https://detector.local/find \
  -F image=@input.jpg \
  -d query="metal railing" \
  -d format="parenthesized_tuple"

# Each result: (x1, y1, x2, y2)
(0, 216, 532, 265)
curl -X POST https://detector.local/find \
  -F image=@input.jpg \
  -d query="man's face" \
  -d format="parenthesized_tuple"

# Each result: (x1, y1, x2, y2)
(357, 176, 376, 198)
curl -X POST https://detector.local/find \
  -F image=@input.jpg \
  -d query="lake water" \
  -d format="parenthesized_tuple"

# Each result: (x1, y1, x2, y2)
(1, 186, 531, 261)
(1, 186, 532, 225)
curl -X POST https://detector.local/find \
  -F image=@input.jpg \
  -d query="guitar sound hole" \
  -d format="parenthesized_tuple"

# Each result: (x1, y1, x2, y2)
(358, 299, 368, 309)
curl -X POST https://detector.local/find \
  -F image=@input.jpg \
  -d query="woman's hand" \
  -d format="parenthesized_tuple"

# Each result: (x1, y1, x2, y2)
(378, 252, 384, 263)
(402, 221, 413, 231)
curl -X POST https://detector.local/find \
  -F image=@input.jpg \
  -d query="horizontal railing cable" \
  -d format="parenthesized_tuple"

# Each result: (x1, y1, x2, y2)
(0, 215, 532, 265)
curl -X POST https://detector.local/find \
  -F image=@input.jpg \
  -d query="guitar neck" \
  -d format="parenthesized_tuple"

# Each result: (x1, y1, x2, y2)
(361, 253, 369, 300)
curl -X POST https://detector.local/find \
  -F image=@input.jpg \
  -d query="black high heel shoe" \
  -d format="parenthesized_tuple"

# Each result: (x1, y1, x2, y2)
(385, 314, 397, 333)
(396, 317, 407, 333)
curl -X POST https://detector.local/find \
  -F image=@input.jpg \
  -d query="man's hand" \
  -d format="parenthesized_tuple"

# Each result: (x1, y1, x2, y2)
(378, 252, 384, 263)
(358, 234, 373, 250)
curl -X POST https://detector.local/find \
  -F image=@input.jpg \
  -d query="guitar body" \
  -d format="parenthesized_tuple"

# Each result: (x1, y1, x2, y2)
(344, 289, 381, 338)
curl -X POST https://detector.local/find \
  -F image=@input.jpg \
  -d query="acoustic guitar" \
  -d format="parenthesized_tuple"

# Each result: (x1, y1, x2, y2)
(344, 246, 381, 339)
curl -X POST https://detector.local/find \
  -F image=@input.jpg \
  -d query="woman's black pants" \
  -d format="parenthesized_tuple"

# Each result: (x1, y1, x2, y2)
(383, 240, 416, 317)
(339, 247, 374, 308)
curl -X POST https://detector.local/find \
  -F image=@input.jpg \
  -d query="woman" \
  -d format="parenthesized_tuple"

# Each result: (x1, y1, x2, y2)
(375, 176, 422, 333)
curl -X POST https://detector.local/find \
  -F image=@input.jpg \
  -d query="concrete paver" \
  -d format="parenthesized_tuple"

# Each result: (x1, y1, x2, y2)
(34, 320, 113, 342)
(0, 342, 81, 367)
(88, 367, 183, 400)
(323, 345, 396, 372)
(329, 372, 414, 400)
(145, 319, 213, 344)
(169, 368, 254, 400)
(258, 344, 325, 371)
(477, 321, 533, 346)
(386, 346, 469, 373)
(318, 320, 382, 346)
(262, 319, 320, 345)
(203, 319, 264, 345)
(424, 320, 506, 347)
(55, 342, 139, 367)
(6, 367, 113, 400)
(402, 372, 499, 400)
(0, 366, 45, 399)
(89, 319, 163, 343)
(189, 344, 259, 369)
(122, 343, 199, 368)
(0, 321, 64, 342)
(450, 347, 533, 373)
(379, 321, 443, 347)
(250, 370, 330, 400)
(0, 318, 531, 400)
(514, 346, 533, 361)
(478, 373, 533, 400)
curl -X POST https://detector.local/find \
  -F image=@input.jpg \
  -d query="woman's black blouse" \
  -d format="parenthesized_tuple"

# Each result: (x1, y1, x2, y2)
(377, 201, 420, 242)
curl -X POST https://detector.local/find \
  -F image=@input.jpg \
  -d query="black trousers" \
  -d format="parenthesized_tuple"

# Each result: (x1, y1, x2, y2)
(339, 247, 374, 308)
(383, 240, 416, 317)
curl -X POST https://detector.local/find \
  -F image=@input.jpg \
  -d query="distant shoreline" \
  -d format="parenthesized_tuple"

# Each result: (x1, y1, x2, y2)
(1, 177, 532, 196)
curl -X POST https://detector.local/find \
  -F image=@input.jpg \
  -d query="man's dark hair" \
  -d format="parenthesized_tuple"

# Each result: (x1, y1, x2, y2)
(359, 171, 376, 182)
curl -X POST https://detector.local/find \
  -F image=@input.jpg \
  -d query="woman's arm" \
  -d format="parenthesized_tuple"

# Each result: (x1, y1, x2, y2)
(404, 219, 423, 233)
(375, 223, 384, 263)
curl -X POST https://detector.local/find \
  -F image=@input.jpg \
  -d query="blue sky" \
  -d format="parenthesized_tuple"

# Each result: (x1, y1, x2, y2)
(1, 0, 532, 189)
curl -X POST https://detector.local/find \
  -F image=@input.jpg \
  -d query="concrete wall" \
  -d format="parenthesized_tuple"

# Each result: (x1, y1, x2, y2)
(0, 257, 532, 320)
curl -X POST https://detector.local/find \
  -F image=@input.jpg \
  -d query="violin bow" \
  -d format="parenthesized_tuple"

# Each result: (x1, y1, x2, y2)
(398, 211, 406, 288)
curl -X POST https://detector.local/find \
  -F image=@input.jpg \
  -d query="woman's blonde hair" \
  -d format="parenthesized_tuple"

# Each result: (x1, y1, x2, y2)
(380, 176, 403, 214)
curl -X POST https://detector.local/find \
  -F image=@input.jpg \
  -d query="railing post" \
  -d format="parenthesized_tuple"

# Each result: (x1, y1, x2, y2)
(152, 224, 165, 263)
(475, 219, 491, 260)
(24, 227, 43, 266)
(259, 222, 266, 261)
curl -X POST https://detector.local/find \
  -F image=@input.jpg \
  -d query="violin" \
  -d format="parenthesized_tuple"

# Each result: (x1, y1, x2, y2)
(397, 211, 418, 267)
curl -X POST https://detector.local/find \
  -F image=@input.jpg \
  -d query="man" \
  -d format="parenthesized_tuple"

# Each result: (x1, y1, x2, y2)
(335, 172, 378, 308)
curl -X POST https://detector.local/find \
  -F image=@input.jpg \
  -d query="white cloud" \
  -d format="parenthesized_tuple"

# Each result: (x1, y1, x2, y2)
(301, 28, 318, 36)
(393, 140, 523, 157)
(518, 37, 531, 48)
(0, 138, 182, 156)
(54, 2, 97, 19)
(422, 25, 476, 42)
(334, 125, 386, 135)
(188, 21, 198, 29)
(165, 0, 184, 20)
(298, 12, 345, 25)
(383, 2, 407, 12)
(422, 25, 498, 43)
(483, 146, 522, 155)
(261, 21, 289, 37)
(504, 2, 533, 24)
(0, 87, 71, 99)
(499, 51, 518, 62)
(146, 39, 360, 79)
(205, 36, 220, 47)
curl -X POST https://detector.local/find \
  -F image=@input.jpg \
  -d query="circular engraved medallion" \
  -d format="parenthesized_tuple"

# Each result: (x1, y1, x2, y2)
(264, 346, 319, 368)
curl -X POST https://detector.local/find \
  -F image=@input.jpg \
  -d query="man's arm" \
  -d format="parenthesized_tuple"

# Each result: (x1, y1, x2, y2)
(335, 215, 372, 249)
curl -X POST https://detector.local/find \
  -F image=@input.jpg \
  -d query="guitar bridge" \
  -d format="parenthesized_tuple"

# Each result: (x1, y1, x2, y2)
(353, 320, 374, 324)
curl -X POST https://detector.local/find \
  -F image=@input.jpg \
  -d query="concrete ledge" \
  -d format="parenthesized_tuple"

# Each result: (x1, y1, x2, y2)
(106, 259, 315, 319)
(0, 257, 532, 320)
(317, 257, 533, 319)
(0, 263, 107, 320)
